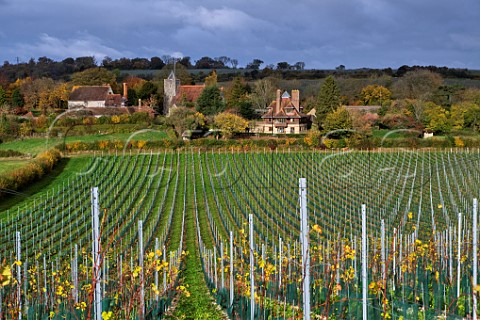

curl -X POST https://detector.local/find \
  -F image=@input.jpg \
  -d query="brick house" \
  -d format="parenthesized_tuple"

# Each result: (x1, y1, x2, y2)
(256, 89, 310, 134)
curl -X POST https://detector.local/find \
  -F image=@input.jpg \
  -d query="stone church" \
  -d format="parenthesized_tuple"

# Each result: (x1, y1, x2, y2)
(163, 71, 205, 115)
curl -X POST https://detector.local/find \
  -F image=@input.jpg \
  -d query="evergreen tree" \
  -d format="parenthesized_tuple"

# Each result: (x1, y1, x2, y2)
(316, 75, 340, 129)
(225, 77, 254, 118)
(138, 81, 158, 100)
(127, 88, 138, 106)
(11, 88, 24, 108)
(226, 77, 249, 109)
(196, 86, 225, 115)
(0, 113, 10, 135)
(0, 86, 6, 106)
(238, 100, 255, 120)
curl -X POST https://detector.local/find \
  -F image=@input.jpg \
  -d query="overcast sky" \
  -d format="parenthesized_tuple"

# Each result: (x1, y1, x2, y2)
(0, 0, 479, 69)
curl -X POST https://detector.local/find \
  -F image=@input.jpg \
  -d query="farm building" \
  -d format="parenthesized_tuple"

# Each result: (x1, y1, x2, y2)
(68, 85, 126, 109)
(67, 84, 155, 116)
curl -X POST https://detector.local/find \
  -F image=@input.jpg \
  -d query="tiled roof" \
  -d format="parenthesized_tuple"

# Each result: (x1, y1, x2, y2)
(77, 107, 130, 116)
(173, 85, 205, 104)
(344, 105, 381, 112)
(261, 96, 307, 119)
(69, 86, 112, 101)
(105, 94, 123, 107)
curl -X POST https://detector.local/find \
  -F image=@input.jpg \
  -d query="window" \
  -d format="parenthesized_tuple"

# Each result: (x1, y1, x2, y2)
(290, 127, 295, 134)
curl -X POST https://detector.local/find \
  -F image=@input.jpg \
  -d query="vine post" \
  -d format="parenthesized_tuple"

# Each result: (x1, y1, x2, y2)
(230, 230, 234, 308)
(91, 187, 102, 320)
(138, 220, 145, 320)
(473, 198, 478, 319)
(154, 238, 159, 302)
(362, 204, 367, 320)
(457, 211, 462, 298)
(299, 178, 310, 320)
(16, 231, 21, 320)
(249, 214, 255, 320)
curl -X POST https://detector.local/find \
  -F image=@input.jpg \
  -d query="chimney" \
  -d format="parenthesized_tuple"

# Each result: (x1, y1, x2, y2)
(123, 83, 128, 99)
(275, 89, 281, 114)
(292, 89, 300, 110)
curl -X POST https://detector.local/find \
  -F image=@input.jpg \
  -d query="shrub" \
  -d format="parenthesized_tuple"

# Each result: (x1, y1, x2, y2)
(129, 112, 151, 124)
(97, 116, 112, 124)
(0, 148, 62, 199)
(0, 149, 25, 157)
(304, 130, 321, 147)
(454, 136, 465, 148)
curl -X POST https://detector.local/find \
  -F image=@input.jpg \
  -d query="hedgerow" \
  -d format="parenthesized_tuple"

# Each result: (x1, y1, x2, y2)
(0, 148, 61, 198)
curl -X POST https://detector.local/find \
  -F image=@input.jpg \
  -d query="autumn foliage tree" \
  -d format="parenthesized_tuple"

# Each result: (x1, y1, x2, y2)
(204, 70, 218, 87)
(423, 102, 451, 133)
(322, 106, 353, 137)
(166, 107, 206, 136)
(213, 112, 249, 138)
(450, 102, 480, 131)
(38, 82, 69, 112)
(70, 68, 117, 86)
(361, 85, 391, 106)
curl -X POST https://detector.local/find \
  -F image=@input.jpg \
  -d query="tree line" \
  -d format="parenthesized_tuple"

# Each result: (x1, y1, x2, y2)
(2, 54, 478, 84)
(1, 55, 480, 143)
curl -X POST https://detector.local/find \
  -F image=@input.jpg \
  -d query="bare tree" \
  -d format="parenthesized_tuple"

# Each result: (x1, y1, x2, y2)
(392, 70, 443, 100)
(215, 56, 231, 67)
(250, 78, 277, 113)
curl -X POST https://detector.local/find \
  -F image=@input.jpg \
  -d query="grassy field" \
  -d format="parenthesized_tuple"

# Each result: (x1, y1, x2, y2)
(0, 137, 59, 155)
(0, 159, 30, 174)
(0, 130, 169, 155)
(0, 157, 77, 211)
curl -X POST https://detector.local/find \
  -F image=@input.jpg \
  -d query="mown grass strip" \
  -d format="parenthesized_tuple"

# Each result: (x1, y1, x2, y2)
(165, 169, 226, 320)
(0, 159, 30, 174)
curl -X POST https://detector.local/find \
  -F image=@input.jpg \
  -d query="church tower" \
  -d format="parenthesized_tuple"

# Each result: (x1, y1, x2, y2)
(163, 70, 180, 115)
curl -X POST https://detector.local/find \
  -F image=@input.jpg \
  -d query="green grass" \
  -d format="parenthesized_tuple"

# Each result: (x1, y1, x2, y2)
(0, 159, 30, 174)
(0, 157, 88, 212)
(165, 178, 225, 320)
(0, 130, 168, 156)
(0, 137, 61, 155)
(371, 129, 420, 139)
(62, 130, 168, 144)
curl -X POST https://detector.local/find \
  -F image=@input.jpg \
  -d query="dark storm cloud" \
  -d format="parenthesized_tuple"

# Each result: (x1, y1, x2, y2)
(0, 0, 478, 68)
